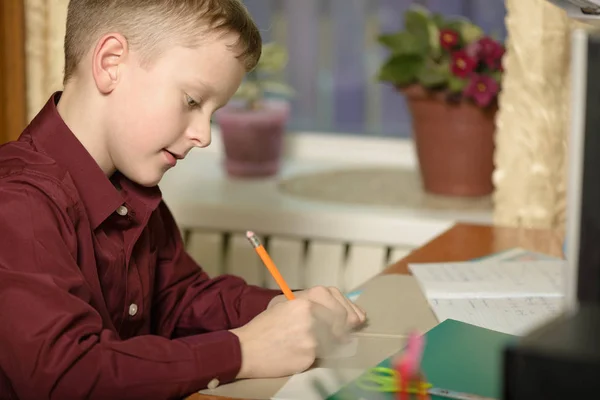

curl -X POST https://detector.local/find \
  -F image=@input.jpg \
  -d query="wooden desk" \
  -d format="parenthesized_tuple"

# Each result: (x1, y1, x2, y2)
(384, 222, 563, 275)
(188, 222, 563, 400)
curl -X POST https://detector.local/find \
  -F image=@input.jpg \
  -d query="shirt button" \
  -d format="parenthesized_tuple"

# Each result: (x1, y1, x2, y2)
(207, 378, 220, 390)
(128, 303, 138, 316)
(116, 205, 128, 216)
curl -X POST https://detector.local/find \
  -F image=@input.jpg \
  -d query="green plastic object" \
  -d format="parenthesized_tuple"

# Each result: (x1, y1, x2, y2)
(328, 319, 516, 400)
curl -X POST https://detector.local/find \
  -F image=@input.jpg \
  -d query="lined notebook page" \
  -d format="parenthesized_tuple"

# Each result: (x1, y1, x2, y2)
(428, 296, 564, 336)
(408, 260, 565, 299)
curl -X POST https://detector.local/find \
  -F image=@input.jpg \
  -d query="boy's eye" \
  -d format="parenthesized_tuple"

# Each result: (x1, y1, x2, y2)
(185, 94, 200, 109)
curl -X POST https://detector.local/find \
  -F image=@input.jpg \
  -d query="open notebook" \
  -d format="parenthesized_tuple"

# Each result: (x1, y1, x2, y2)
(408, 249, 565, 335)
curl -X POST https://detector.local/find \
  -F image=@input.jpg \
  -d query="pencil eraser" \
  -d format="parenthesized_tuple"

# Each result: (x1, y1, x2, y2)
(246, 231, 255, 238)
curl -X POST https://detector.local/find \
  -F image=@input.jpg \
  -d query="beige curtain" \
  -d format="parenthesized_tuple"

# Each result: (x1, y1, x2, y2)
(493, 0, 575, 230)
(24, 0, 69, 122)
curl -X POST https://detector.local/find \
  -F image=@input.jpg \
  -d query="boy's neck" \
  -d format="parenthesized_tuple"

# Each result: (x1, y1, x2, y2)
(56, 84, 116, 177)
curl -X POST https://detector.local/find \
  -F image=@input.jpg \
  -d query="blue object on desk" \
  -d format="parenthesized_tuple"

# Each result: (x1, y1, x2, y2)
(346, 290, 362, 302)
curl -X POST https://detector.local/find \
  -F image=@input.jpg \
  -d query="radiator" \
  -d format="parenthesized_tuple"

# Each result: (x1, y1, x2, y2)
(182, 229, 413, 292)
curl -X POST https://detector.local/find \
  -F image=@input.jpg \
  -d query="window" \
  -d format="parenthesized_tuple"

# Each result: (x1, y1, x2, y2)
(243, 0, 507, 137)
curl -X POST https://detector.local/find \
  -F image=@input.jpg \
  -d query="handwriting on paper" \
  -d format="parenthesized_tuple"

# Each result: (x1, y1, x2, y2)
(428, 296, 564, 336)
(408, 260, 565, 299)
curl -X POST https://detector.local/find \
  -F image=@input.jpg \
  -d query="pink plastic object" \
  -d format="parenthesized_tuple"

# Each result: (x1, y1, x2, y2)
(394, 331, 427, 400)
(400, 331, 425, 378)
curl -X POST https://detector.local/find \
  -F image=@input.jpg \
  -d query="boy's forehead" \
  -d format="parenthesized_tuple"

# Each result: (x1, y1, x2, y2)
(149, 37, 245, 82)
(181, 32, 244, 62)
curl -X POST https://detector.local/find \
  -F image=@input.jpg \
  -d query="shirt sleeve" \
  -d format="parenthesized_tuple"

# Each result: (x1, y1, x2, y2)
(151, 201, 282, 339)
(0, 179, 241, 400)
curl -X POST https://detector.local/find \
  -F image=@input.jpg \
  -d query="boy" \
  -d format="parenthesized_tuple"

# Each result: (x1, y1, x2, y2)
(0, 1, 366, 399)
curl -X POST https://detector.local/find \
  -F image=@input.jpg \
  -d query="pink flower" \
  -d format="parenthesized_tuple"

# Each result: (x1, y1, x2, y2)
(465, 41, 482, 59)
(464, 74, 499, 107)
(440, 29, 460, 50)
(478, 37, 505, 70)
(451, 50, 477, 78)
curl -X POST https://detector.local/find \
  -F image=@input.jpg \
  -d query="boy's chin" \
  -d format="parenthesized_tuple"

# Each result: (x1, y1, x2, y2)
(137, 175, 163, 187)
(126, 170, 163, 188)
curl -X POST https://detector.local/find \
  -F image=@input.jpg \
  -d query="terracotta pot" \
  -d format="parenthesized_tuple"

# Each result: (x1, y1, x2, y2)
(401, 84, 497, 197)
(215, 100, 290, 178)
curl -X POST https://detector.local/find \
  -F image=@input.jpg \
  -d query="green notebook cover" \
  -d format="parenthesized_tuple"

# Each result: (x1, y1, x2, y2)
(327, 319, 516, 400)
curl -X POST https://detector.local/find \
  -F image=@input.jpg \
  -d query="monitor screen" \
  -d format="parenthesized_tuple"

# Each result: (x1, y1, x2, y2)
(566, 29, 600, 308)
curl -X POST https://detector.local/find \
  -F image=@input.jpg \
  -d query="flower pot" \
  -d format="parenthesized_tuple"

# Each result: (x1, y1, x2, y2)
(215, 100, 290, 178)
(401, 84, 497, 197)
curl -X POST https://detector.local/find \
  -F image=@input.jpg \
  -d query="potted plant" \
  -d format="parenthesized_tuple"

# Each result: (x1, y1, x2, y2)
(377, 5, 505, 197)
(215, 42, 294, 178)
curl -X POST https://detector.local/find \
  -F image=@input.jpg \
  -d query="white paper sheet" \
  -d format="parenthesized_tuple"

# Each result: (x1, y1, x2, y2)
(271, 368, 363, 400)
(428, 296, 564, 336)
(408, 260, 565, 299)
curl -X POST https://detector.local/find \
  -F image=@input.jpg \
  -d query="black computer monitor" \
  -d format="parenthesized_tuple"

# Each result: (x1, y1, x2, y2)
(565, 28, 600, 307)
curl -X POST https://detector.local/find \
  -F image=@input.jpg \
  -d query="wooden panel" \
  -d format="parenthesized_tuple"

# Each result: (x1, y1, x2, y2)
(0, 0, 27, 144)
(225, 233, 264, 286)
(267, 237, 305, 290)
(344, 244, 387, 291)
(304, 240, 345, 289)
(186, 231, 224, 278)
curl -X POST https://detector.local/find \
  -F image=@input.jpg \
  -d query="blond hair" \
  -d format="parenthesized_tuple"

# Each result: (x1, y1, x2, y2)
(63, 0, 262, 83)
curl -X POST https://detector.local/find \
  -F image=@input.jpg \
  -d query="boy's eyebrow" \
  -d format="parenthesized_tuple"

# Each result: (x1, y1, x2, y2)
(193, 79, 217, 96)
(192, 79, 230, 109)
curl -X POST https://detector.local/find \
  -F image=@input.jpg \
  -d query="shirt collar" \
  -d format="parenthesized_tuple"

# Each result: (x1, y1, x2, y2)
(28, 92, 162, 229)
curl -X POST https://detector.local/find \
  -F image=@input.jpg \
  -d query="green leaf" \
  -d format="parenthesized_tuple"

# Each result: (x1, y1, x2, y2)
(427, 23, 441, 60)
(234, 81, 261, 101)
(256, 42, 288, 74)
(261, 80, 295, 97)
(448, 76, 468, 93)
(378, 32, 427, 55)
(417, 61, 449, 88)
(490, 70, 503, 84)
(460, 22, 484, 44)
(377, 54, 425, 86)
(431, 12, 446, 29)
(404, 5, 432, 51)
(441, 17, 468, 33)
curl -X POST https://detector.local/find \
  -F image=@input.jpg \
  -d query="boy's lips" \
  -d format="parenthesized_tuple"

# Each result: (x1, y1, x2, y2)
(165, 149, 185, 159)
(163, 150, 182, 166)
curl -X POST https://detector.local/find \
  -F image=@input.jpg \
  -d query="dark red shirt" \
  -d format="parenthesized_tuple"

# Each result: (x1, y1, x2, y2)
(0, 93, 280, 400)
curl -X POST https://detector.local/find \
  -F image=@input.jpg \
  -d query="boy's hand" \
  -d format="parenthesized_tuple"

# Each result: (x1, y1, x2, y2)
(269, 286, 367, 337)
(230, 298, 337, 379)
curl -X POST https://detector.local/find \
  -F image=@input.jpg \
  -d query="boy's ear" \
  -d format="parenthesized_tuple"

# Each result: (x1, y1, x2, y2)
(91, 33, 128, 94)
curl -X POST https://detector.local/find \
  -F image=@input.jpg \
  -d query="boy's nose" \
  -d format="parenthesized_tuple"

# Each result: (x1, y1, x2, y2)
(186, 124, 211, 148)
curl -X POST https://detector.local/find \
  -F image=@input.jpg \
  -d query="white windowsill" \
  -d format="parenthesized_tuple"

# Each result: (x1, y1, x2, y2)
(159, 127, 493, 248)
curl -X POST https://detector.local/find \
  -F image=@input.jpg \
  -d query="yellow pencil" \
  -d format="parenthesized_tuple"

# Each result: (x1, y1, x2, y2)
(246, 231, 295, 300)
